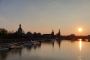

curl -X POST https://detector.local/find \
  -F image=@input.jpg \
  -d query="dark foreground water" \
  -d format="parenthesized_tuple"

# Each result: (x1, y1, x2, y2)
(0, 40, 90, 60)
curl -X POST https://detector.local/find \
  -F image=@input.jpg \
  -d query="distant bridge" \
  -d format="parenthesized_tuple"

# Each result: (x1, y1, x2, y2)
(61, 36, 90, 41)
(75, 36, 88, 40)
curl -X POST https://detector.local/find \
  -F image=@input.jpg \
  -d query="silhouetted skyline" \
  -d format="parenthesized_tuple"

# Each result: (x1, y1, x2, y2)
(0, 0, 90, 35)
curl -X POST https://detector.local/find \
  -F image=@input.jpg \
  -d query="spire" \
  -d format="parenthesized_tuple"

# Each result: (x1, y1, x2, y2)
(51, 29, 54, 35)
(57, 29, 61, 37)
(19, 24, 21, 28)
(58, 29, 60, 35)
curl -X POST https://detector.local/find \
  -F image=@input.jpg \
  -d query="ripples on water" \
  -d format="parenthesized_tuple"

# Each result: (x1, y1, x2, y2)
(0, 40, 90, 60)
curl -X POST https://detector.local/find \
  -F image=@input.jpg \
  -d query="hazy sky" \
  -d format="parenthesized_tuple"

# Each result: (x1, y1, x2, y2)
(0, 0, 90, 35)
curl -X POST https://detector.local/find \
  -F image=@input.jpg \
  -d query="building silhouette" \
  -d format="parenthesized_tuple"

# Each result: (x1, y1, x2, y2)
(51, 30, 54, 36)
(16, 24, 24, 34)
(15, 24, 25, 39)
(56, 29, 61, 38)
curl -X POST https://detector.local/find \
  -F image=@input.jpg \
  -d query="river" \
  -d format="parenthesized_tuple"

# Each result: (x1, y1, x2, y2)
(0, 40, 90, 60)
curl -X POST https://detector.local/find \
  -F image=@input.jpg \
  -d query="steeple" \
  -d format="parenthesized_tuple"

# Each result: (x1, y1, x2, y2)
(19, 24, 21, 28)
(58, 29, 60, 36)
(57, 29, 61, 37)
(51, 30, 54, 35)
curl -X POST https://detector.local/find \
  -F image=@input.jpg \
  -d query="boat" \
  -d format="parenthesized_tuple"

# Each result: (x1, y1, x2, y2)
(23, 41, 33, 47)
(23, 41, 41, 47)
(9, 43, 23, 49)
(0, 47, 9, 51)
(10, 45, 23, 49)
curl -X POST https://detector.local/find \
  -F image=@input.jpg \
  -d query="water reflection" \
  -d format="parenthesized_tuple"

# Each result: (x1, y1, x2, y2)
(25, 43, 41, 51)
(9, 48, 22, 56)
(79, 39, 82, 51)
(78, 39, 83, 60)
(1, 40, 90, 60)
(56, 40, 62, 48)
(0, 51, 8, 60)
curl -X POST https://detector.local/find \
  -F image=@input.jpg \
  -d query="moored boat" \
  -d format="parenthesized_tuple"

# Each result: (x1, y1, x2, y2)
(0, 47, 9, 51)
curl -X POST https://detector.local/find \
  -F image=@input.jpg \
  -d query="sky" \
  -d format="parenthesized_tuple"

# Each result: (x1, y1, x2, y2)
(0, 0, 90, 35)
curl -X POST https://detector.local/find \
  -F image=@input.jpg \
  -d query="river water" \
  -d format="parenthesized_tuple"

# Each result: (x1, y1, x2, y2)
(0, 40, 90, 60)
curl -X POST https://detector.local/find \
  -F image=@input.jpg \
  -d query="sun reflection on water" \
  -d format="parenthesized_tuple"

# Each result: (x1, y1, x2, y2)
(79, 39, 82, 51)
(78, 39, 83, 60)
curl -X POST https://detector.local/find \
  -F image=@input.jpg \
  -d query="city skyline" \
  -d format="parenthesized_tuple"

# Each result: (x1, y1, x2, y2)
(0, 0, 90, 35)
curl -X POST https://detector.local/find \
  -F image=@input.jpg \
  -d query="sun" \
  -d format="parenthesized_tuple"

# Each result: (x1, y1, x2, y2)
(78, 28, 83, 33)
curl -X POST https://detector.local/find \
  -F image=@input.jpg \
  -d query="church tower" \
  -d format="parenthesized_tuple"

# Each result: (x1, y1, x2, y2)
(17, 24, 24, 34)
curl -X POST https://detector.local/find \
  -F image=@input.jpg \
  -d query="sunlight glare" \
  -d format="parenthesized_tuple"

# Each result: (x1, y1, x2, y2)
(78, 28, 83, 33)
